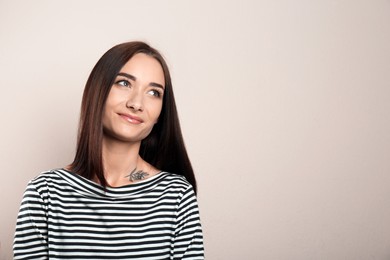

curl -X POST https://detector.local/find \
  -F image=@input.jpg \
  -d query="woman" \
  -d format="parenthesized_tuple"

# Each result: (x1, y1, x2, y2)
(14, 41, 204, 259)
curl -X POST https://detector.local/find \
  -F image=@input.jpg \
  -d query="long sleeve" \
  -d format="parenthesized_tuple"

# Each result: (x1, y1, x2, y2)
(14, 180, 49, 260)
(13, 170, 204, 259)
(173, 186, 204, 259)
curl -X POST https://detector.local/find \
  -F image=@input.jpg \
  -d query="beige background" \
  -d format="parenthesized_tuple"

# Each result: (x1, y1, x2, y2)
(1, 0, 390, 259)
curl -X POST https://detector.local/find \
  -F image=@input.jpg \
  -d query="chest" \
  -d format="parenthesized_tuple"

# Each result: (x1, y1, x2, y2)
(45, 193, 178, 257)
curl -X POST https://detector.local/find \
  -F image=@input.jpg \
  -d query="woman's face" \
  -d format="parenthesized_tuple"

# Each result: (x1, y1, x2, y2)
(102, 53, 165, 144)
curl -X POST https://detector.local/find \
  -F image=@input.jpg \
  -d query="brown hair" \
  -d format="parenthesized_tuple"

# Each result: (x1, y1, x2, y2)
(68, 41, 197, 193)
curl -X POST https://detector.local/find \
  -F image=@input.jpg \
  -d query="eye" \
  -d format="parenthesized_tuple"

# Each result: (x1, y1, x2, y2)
(148, 89, 162, 98)
(115, 79, 131, 87)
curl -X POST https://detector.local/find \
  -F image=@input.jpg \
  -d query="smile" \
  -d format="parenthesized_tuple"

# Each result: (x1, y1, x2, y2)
(118, 113, 144, 124)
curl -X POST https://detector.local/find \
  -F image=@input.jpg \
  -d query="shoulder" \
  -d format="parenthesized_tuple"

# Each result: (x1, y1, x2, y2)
(158, 172, 193, 189)
(155, 172, 196, 198)
(25, 169, 67, 192)
(28, 169, 62, 185)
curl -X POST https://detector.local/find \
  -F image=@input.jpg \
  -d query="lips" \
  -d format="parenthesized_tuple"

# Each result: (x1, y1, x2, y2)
(118, 113, 144, 124)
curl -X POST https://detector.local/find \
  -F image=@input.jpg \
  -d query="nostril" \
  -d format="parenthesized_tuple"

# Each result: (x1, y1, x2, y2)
(126, 102, 143, 112)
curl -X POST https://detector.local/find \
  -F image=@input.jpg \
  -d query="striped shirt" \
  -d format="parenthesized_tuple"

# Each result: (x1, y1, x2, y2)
(14, 169, 204, 259)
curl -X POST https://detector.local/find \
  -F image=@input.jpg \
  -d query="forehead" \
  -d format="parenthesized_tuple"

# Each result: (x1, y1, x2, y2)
(120, 53, 165, 86)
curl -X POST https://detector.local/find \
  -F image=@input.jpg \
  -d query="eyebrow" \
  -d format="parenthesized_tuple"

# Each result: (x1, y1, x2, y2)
(117, 72, 165, 90)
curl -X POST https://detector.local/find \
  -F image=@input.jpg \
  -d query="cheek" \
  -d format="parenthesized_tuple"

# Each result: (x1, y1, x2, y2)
(104, 91, 125, 112)
(102, 96, 119, 127)
(152, 103, 163, 124)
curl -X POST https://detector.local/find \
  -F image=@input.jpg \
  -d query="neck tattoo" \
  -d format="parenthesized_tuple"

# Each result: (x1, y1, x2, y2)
(125, 168, 149, 182)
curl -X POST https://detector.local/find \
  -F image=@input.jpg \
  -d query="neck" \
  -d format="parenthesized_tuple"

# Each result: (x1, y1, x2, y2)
(102, 136, 143, 186)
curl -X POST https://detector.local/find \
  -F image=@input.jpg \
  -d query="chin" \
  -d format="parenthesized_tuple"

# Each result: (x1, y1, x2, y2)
(103, 126, 154, 143)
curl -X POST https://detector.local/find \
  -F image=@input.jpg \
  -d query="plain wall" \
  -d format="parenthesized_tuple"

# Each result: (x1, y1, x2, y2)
(1, 0, 389, 259)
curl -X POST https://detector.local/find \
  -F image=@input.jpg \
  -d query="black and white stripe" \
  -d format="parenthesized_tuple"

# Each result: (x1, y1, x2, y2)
(14, 169, 204, 259)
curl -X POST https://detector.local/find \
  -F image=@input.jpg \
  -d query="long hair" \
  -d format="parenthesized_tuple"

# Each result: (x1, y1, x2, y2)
(68, 41, 197, 194)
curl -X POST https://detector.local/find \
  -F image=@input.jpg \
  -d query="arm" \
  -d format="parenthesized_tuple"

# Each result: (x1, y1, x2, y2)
(173, 186, 204, 260)
(14, 180, 48, 260)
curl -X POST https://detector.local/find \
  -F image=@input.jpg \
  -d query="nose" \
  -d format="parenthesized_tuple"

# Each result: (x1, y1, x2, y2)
(125, 89, 143, 112)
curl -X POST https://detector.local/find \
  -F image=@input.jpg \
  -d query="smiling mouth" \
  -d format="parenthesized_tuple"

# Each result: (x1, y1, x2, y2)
(118, 113, 143, 124)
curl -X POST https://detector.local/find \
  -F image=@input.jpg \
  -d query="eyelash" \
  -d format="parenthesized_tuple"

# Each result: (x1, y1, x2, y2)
(148, 89, 162, 98)
(115, 79, 162, 98)
(115, 79, 131, 87)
